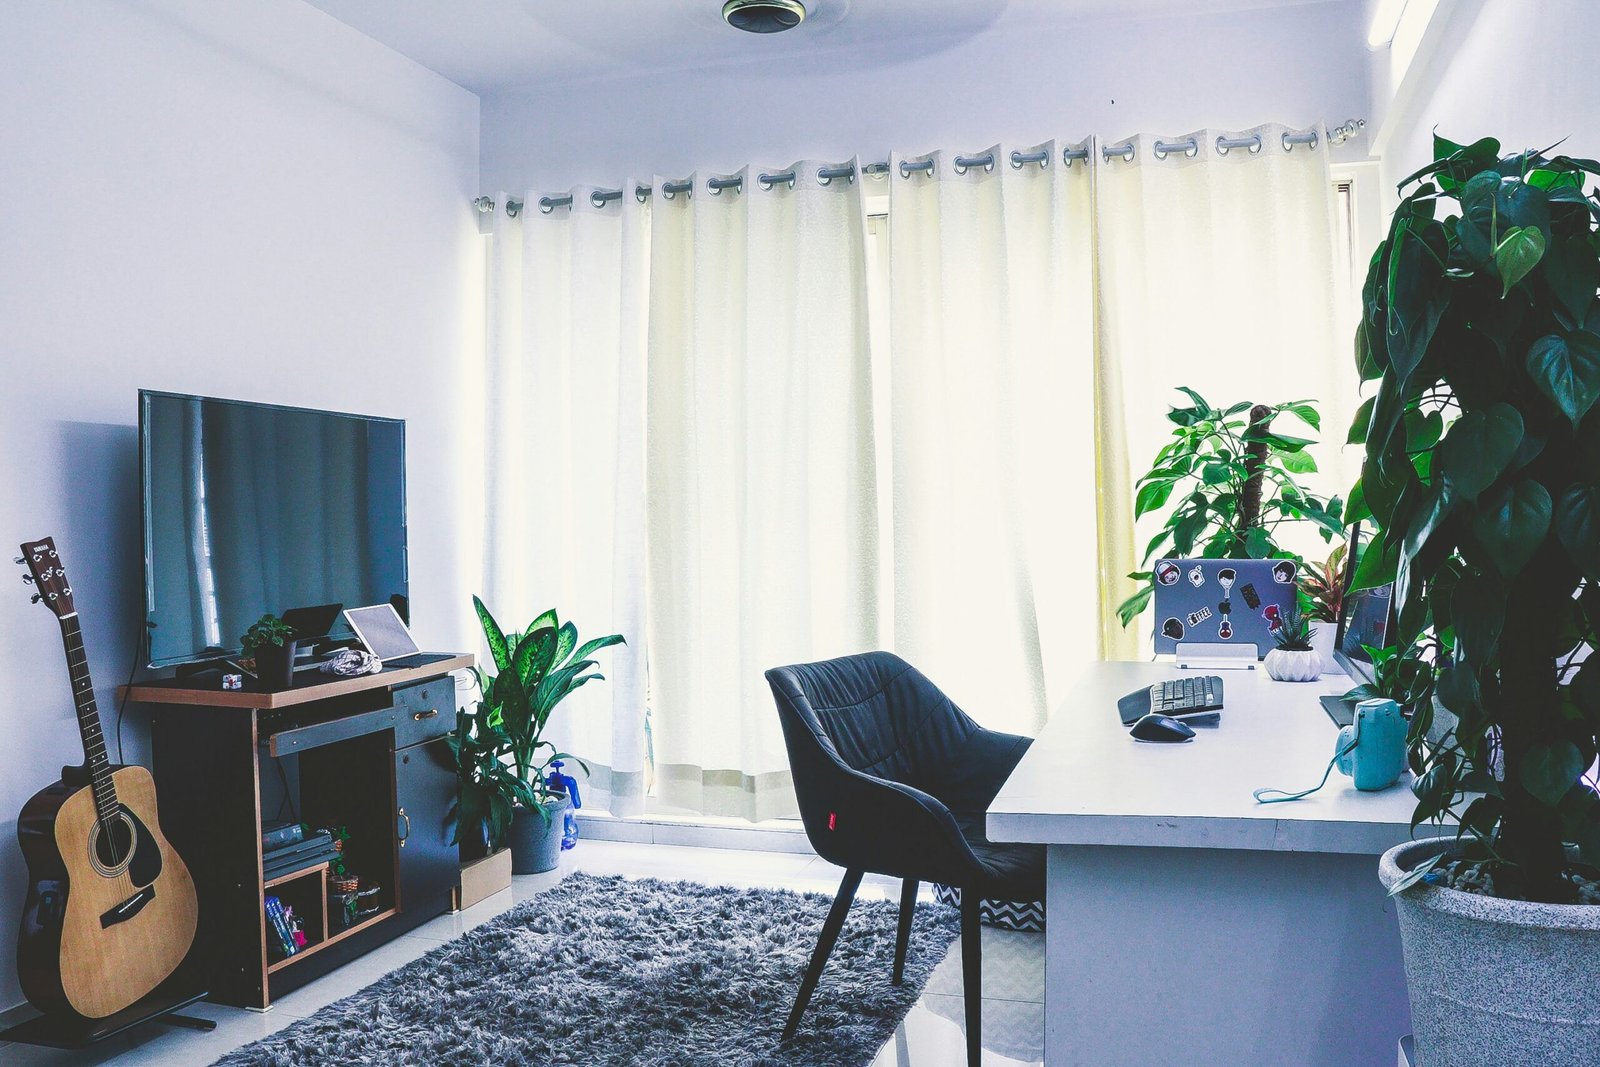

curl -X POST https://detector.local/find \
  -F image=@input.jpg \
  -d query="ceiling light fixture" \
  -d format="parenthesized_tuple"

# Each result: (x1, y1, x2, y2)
(1366, 0, 1409, 47)
(722, 0, 807, 34)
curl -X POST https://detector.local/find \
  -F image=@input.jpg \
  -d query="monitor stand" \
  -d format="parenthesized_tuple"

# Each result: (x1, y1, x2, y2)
(1174, 642, 1258, 670)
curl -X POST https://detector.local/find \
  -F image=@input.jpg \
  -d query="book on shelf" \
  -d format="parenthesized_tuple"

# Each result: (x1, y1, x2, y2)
(264, 895, 297, 958)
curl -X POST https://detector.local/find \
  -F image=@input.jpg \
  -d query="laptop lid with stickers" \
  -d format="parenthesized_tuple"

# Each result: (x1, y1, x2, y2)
(1151, 558, 1299, 658)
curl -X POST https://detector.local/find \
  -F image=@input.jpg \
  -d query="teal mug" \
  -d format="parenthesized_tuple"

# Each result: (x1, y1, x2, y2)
(1335, 697, 1407, 791)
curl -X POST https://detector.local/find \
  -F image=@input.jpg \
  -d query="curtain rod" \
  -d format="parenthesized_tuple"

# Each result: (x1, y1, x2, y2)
(474, 123, 1352, 217)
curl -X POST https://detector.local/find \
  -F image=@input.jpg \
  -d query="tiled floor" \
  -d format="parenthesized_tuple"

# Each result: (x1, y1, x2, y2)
(0, 840, 1043, 1066)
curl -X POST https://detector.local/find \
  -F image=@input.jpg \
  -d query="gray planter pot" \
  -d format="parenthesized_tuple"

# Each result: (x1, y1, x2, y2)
(508, 796, 570, 875)
(1379, 837, 1600, 1066)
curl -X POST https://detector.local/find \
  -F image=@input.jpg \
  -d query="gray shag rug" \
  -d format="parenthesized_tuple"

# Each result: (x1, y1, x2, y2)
(214, 871, 959, 1066)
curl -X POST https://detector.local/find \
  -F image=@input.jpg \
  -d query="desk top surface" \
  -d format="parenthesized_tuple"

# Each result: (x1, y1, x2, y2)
(120, 653, 473, 709)
(986, 660, 1430, 856)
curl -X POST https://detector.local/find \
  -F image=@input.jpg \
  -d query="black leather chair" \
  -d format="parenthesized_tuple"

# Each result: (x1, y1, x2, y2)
(765, 652, 1045, 1066)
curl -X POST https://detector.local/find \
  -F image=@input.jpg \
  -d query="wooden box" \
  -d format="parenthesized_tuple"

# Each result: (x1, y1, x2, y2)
(454, 848, 512, 911)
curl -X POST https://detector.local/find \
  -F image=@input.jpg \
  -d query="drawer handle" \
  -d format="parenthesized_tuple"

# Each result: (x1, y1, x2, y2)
(413, 709, 439, 721)
(398, 807, 410, 848)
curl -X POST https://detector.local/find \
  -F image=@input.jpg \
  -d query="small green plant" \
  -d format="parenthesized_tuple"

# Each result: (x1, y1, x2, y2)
(1298, 543, 1348, 624)
(241, 614, 295, 652)
(448, 597, 625, 855)
(1272, 606, 1318, 652)
(1117, 389, 1344, 626)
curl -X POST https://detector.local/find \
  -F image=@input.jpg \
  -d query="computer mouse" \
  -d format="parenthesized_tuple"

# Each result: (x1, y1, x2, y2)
(1130, 713, 1196, 743)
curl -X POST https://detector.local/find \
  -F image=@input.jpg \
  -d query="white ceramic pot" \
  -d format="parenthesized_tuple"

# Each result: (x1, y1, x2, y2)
(1379, 837, 1600, 1066)
(1263, 647, 1321, 682)
(1308, 625, 1337, 677)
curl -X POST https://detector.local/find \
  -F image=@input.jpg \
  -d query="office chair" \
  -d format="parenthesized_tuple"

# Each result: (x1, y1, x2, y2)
(765, 652, 1045, 1066)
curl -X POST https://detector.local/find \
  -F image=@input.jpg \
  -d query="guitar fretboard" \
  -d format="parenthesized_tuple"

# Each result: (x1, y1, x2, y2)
(59, 614, 119, 823)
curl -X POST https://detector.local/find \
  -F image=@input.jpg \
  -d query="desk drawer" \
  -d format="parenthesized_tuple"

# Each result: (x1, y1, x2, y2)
(268, 705, 398, 757)
(391, 678, 455, 749)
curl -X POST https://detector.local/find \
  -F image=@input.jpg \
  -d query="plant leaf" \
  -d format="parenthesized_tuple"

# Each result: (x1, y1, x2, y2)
(1493, 225, 1546, 297)
(1527, 332, 1600, 426)
(473, 595, 512, 673)
(1470, 480, 1553, 578)
(1555, 483, 1600, 581)
(1522, 741, 1585, 806)
(1435, 403, 1524, 500)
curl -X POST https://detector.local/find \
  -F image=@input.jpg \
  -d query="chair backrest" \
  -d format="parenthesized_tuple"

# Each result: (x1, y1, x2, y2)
(766, 652, 993, 878)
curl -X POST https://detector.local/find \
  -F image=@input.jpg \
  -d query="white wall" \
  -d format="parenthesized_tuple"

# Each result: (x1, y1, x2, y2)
(0, 0, 481, 1013)
(1378, 0, 1600, 185)
(480, 0, 1371, 192)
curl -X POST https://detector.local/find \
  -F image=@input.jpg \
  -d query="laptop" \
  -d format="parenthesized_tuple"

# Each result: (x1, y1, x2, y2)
(342, 604, 453, 669)
(1151, 557, 1299, 659)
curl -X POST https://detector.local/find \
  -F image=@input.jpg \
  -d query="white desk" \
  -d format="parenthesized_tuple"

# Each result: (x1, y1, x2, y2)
(988, 661, 1418, 1067)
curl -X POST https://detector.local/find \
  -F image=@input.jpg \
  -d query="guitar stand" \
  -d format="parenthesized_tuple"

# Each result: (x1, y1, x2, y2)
(0, 986, 214, 1050)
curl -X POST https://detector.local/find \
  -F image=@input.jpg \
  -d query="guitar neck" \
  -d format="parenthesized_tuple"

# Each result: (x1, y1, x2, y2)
(58, 613, 119, 821)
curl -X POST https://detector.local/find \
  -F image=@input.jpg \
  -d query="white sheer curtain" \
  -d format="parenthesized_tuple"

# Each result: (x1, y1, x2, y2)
(1094, 125, 1349, 657)
(885, 142, 1098, 735)
(647, 162, 879, 820)
(483, 187, 651, 816)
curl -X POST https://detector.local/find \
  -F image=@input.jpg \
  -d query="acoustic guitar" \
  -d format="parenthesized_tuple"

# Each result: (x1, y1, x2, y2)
(14, 536, 198, 1019)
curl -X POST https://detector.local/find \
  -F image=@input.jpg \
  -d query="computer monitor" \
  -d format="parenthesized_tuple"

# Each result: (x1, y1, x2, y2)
(1332, 524, 1394, 686)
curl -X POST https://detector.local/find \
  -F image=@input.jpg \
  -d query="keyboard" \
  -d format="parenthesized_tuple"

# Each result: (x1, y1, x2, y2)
(1117, 675, 1225, 725)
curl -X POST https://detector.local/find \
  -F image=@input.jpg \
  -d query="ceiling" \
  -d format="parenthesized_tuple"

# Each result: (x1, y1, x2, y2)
(303, 0, 1340, 95)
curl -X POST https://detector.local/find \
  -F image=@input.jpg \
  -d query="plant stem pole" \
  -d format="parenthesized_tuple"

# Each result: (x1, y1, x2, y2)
(1498, 552, 1569, 903)
(1236, 404, 1272, 545)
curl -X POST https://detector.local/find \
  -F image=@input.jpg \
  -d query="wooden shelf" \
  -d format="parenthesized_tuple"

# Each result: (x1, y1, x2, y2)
(264, 861, 330, 890)
(120, 654, 473, 710)
(266, 907, 395, 974)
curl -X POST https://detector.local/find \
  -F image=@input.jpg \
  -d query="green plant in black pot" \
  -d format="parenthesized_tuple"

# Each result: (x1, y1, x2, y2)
(1117, 389, 1344, 626)
(449, 596, 624, 873)
(241, 614, 297, 690)
(1359, 135, 1600, 1064)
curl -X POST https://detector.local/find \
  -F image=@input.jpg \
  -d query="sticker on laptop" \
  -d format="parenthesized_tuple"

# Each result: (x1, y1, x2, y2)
(1188, 565, 1206, 588)
(1155, 561, 1181, 586)
(1240, 582, 1261, 610)
(1218, 620, 1233, 640)
(1272, 560, 1297, 585)
(1187, 606, 1213, 626)
(1262, 603, 1284, 632)
(1161, 617, 1185, 640)
(1218, 568, 1236, 594)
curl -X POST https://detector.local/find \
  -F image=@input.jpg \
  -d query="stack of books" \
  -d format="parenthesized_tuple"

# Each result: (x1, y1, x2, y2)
(264, 895, 300, 959)
(263, 826, 339, 882)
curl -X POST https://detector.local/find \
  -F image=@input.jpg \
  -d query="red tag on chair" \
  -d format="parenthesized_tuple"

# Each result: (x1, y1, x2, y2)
(828, 812, 837, 831)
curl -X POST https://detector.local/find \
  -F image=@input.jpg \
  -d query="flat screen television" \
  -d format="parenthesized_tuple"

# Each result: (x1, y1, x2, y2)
(139, 390, 407, 668)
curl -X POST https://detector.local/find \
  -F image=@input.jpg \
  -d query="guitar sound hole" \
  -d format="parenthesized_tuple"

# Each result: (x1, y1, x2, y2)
(92, 813, 136, 873)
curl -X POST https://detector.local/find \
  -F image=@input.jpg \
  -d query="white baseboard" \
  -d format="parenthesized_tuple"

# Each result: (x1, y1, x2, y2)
(576, 811, 816, 856)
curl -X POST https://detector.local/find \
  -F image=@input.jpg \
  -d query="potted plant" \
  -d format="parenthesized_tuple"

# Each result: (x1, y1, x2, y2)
(450, 596, 623, 875)
(1116, 389, 1344, 626)
(1297, 543, 1346, 672)
(1353, 134, 1600, 1063)
(241, 614, 297, 690)
(1263, 606, 1322, 683)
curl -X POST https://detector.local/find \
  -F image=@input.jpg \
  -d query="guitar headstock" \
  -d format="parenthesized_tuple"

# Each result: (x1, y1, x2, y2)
(18, 537, 74, 617)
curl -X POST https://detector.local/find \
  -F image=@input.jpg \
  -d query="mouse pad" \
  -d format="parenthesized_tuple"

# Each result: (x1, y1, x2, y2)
(1151, 558, 1298, 658)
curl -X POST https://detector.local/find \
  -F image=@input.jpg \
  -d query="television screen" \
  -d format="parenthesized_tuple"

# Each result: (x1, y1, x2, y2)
(140, 391, 407, 667)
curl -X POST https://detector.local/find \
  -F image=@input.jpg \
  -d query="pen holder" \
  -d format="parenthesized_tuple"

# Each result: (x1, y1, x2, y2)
(1335, 698, 1407, 791)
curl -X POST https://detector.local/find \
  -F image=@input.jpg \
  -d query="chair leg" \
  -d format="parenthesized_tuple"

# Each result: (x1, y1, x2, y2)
(961, 888, 982, 1067)
(782, 867, 864, 1041)
(892, 877, 918, 985)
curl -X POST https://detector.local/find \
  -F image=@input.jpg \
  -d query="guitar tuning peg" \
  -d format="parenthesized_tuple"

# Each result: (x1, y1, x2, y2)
(13, 557, 23, 565)
(22, 574, 34, 583)
(30, 593, 42, 603)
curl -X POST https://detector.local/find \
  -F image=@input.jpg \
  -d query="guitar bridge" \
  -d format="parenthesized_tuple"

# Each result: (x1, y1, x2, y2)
(100, 884, 156, 928)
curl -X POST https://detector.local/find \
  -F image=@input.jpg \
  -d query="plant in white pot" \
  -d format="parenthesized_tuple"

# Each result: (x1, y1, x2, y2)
(1352, 134, 1600, 1064)
(452, 596, 624, 875)
(1297, 543, 1346, 675)
(1263, 607, 1323, 682)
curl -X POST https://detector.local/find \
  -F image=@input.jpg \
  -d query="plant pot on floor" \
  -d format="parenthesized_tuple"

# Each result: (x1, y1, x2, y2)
(254, 640, 298, 690)
(1379, 837, 1600, 1066)
(1263, 647, 1321, 683)
(508, 796, 571, 875)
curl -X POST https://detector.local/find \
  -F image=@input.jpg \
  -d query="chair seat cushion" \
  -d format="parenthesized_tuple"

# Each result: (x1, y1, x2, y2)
(953, 810, 1046, 903)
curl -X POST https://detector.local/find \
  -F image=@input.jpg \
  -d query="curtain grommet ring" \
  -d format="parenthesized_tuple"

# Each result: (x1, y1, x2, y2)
(635, 186, 649, 203)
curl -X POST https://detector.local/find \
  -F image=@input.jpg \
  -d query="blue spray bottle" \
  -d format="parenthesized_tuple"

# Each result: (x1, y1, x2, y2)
(545, 760, 582, 850)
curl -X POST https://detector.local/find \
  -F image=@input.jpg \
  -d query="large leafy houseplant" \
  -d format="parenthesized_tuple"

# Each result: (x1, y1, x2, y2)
(1354, 135, 1600, 903)
(449, 597, 624, 857)
(1117, 388, 1345, 625)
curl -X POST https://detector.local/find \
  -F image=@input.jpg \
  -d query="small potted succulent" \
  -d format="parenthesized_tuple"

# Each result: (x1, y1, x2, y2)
(1262, 606, 1321, 682)
(242, 614, 297, 690)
